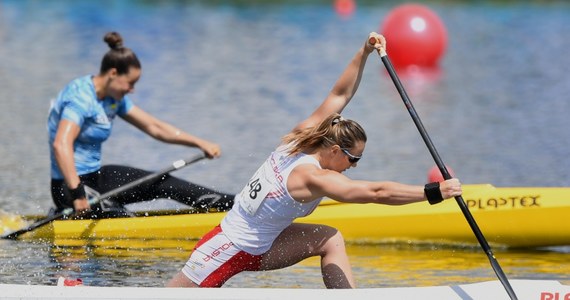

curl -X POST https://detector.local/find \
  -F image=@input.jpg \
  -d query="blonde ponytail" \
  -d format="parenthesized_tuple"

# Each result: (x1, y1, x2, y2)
(282, 114, 367, 156)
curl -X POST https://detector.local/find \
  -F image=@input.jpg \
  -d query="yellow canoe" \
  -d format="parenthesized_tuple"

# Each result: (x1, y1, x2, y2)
(13, 184, 570, 248)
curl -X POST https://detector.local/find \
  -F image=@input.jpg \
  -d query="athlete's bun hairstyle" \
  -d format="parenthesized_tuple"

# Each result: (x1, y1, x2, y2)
(99, 31, 141, 75)
(103, 32, 124, 50)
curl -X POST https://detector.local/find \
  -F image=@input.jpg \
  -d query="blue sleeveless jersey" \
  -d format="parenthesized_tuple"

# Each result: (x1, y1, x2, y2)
(48, 75, 134, 179)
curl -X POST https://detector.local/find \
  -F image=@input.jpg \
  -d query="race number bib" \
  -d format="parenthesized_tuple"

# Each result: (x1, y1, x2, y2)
(239, 161, 275, 216)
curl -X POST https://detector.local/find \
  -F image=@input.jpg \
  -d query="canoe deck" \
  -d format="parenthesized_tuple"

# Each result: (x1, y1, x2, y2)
(0, 279, 568, 300)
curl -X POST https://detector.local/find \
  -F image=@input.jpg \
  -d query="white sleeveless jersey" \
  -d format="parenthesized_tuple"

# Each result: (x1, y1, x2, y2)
(221, 145, 323, 255)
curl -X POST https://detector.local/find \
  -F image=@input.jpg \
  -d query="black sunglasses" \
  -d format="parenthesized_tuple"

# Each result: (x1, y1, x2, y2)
(341, 148, 362, 164)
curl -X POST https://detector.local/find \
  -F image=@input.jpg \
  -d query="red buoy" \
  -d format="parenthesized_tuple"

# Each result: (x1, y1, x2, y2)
(334, 0, 356, 19)
(428, 165, 455, 183)
(381, 4, 447, 68)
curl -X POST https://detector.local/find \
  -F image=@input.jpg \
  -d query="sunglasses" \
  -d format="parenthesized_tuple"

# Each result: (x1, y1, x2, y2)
(341, 148, 362, 164)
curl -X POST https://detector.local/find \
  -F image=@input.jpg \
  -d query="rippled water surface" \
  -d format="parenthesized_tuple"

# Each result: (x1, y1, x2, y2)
(1, 239, 569, 288)
(0, 0, 569, 290)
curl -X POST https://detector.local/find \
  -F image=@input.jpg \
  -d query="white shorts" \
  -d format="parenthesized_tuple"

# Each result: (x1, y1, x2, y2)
(182, 225, 262, 287)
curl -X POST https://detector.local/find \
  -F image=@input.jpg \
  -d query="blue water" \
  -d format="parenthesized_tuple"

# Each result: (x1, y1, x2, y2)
(0, 0, 569, 289)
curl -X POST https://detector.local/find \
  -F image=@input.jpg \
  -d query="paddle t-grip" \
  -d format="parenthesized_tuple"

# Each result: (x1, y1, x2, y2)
(368, 36, 379, 45)
(368, 36, 387, 57)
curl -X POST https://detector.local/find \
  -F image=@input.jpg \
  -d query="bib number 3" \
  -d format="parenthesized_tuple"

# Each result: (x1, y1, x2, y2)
(239, 161, 275, 216)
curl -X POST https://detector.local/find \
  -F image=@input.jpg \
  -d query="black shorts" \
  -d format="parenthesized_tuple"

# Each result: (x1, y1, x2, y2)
(50, 164, 234, 212)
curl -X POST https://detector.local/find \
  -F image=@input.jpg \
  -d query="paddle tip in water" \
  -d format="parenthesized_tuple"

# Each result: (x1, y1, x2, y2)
(0, 211, 30, 239)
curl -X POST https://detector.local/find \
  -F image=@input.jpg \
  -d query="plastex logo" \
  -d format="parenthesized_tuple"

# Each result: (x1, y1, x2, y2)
(541, 292, 570, 300)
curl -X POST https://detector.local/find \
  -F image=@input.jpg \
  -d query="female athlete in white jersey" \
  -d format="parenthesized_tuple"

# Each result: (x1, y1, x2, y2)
(167, 32, 462, 289)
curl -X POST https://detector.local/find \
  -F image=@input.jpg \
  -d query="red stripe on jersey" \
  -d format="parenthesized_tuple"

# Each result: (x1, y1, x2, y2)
(199, 249, 262, 287)
(193, 224, 222, 250)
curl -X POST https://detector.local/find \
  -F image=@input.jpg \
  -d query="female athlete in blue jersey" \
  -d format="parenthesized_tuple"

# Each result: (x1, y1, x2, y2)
(48, 32, 233, 217)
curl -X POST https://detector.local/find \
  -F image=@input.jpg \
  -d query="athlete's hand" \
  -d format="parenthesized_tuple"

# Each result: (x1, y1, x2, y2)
(366, 32, 386, 54)
(73, 198, 91, 215)
(199, 140, 222, 159)
(439, 178, 462, 199)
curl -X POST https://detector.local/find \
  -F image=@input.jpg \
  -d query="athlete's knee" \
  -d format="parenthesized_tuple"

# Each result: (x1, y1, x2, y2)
(321, 228, 347, 256)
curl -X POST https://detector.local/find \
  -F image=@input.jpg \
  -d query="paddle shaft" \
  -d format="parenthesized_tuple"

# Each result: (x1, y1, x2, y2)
(370, 38, 517, 300)
(1, 154, 206, 240)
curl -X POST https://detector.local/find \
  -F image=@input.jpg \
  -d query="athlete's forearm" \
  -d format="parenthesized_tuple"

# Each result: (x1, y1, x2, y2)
(329, 46, 371, 102)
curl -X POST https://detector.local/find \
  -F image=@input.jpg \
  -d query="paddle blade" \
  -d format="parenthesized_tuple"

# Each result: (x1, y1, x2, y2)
(1, 211, 66, 240)
(0, 211, 29, 238)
